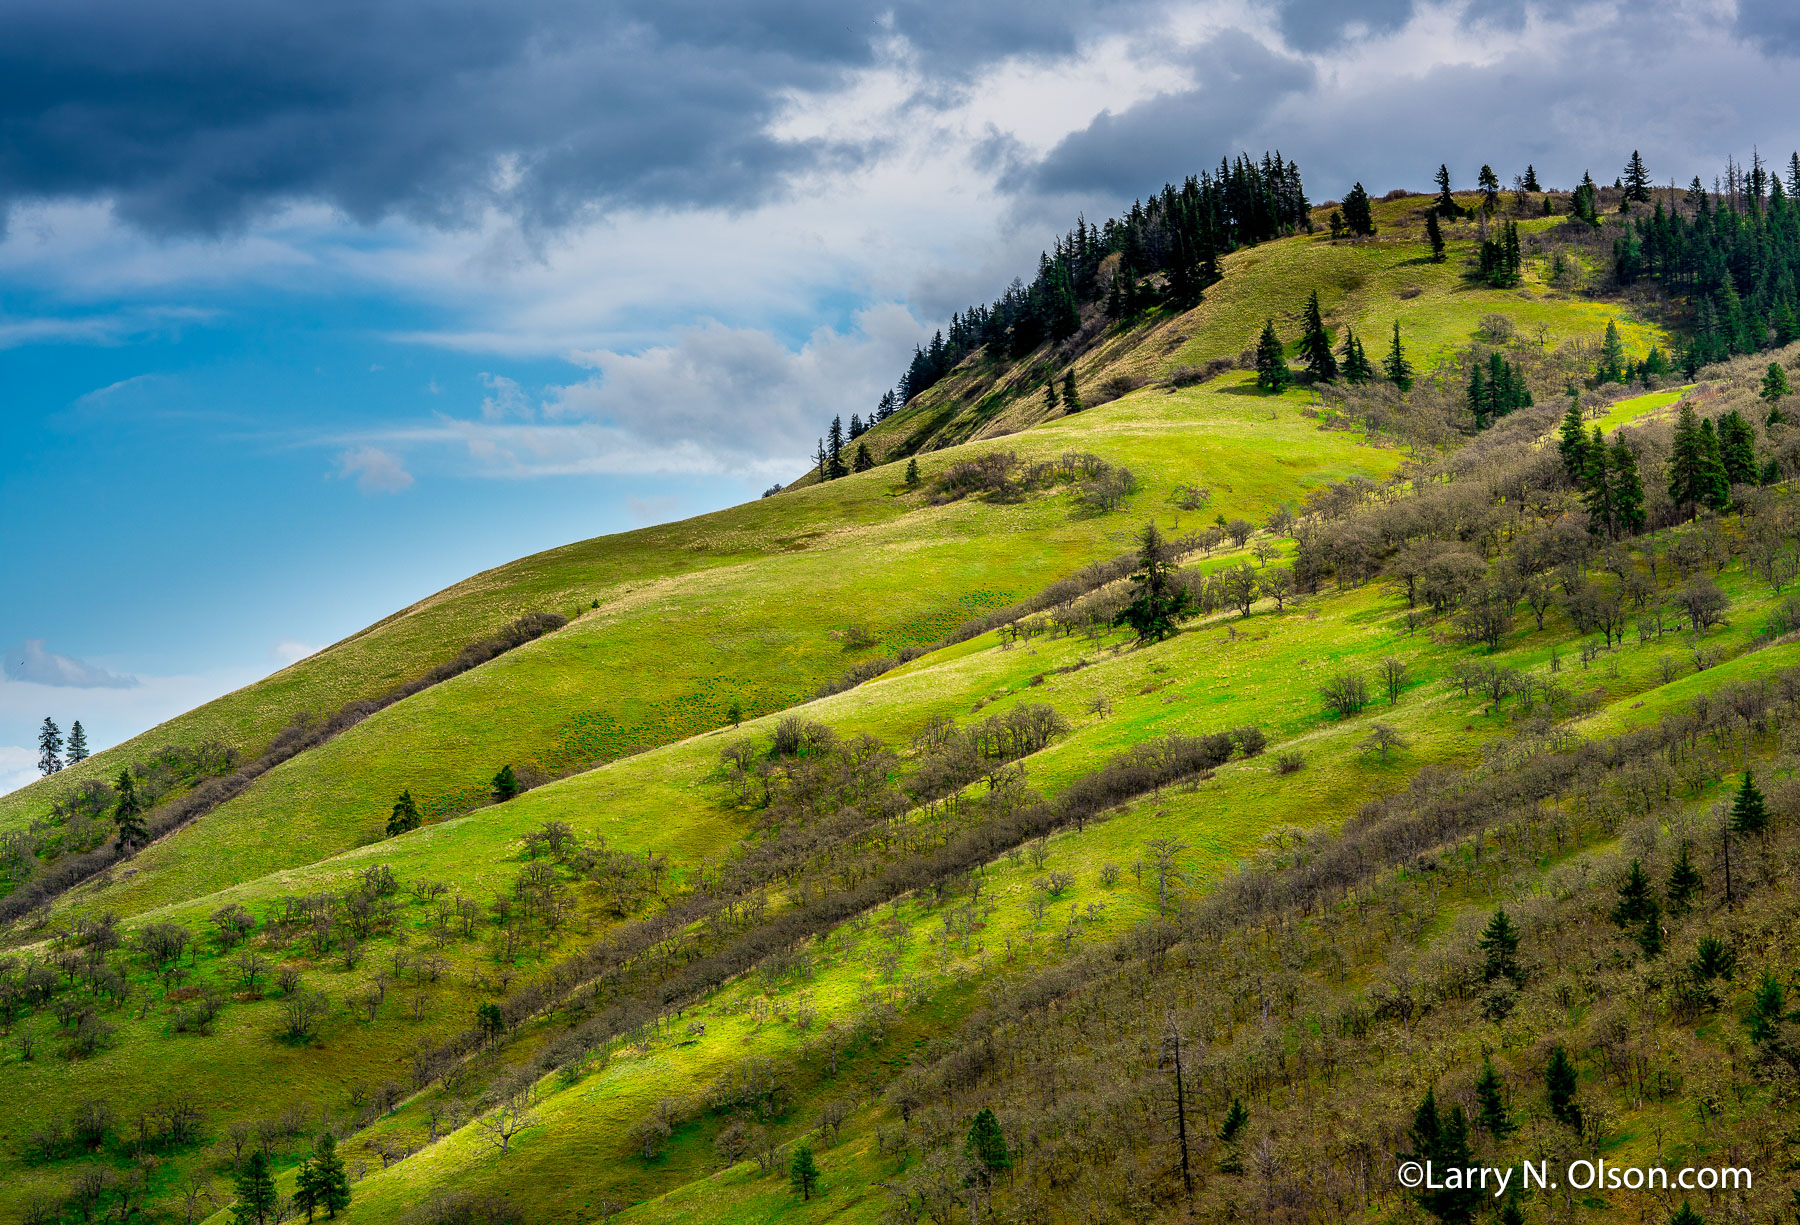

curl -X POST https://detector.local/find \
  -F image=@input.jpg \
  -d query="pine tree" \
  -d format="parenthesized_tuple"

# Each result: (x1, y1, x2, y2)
(726, 699, 743, 727)
(1731, 771, 1769, 835)
(1433, 164, 1459, 218)
(965, 1108, 1011, 1179)
(1382, 320, 1413, 392)
(1611, 859, 1654, 927)
(1581, 426, 1616, 535)
(1342, 182, 1376, 236)
(66, 720, 88, 763)
(1478, 164, 1500, 214)
(1339, 327, 1373, 384)
(386, 790, 421, 837)
(1523, 164, 1541, 192)
(789, 1145, 820, 1200)
(1478, 908, 1521, 984)
(113, 769, 147, 851)
(491, 764, 520, 802)
(1425, 210, 1445, 262)
(847, 412, 864, 439)
(1623, 150, 1652, 202)
(1715, 410, 1756, 487)
(1761, 362, 1791, 412)
(1667, 842, 1702, 914)
(1558, 398, 1590, 481)
(1474, 1057, 1514, 1136)
(1254, 319, 1291, 392)
(1572, 171, 1600, 225)
(1667, 403, 1705, 514)
(1545, 1044, 1581, 1128)
(1669, 1200, 1706, 1225)
(1114, 523, 1196, 642)
(1696, 418, 1730, 511)
(1062, 371, 1082, 413)
(1298, 290, 1337, 382)
(1043, 379, 1059, 412)
(1596, 320, 1627, 384)
(310, 1133, 350, 1217)
(232, 1150, 279, 1224)
(295, 1155, 320, 1222)
(1610, 440, 1646, 534)
(1500, 1196, 1525, 1225)
(905, 458, 920, 489)
(1405, 1089, 1481, 1224)
(1466, 363, 1489, 426)
(36, 717, 63, 776)
(853, 443, 874, 472)
(1637, 896, 1663, 958)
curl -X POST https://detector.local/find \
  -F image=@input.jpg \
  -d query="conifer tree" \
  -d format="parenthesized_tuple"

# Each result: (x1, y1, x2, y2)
(1696, 418, 1730, 511)
(1667, 403, 1706, 514)
(1254, 319, 1291, 392)
(66, 720, 88, 763)
(1478, 908, 1521, 985)
(1043, 379, 1059, 412)
(965, 1109, 1011, 1180)
(1298, 290, 1337, 382)
(1610, 440, 1646, 535)
(1523, 164, 1541, 192)
(1611, 860, 1654, 927)
(905, 458, 920, 489)
(1596, 320, 1627, 384)
(1425, 210, 1445, 262)
(847, 412, 864, 439)
(1731, 771, 1769, 835)
(36, 716, 62, 776)
(1382, 320, 1413, 391)
(1715, 410, 1756, 487)
(309, 1134, 350, 1218)
(1062, 371, 1082, 413)
(1341, 182, 1375, 236)
(1466, 363, 1489, 426)
(113, 769, 147, 851)
(853, 443, 874, 472)
(1544, 1044, 1581, 1128)
(1339, 327, 1373, 384)
(1581, 426, 1616, 535)
(1637, 896, 1663, 958)
(789, 1145, 820, 1200)
(1558, 398, 1590, 481)
(1433, 164, 1459, 218)
(232, 1150, 278, 1224)
(1623, 150, 1652, 202)
(1405, 1088, 1480, 1223)
(1669, 1201, 1705, 1225)
(1761, 362, 1791, 414)
(1114, 523, 1195, 642)
(387, 790, 421, 837)
(491, 764, 520, 802)
(1474, 1058, 1513, 1137)
(1667, 842, 1702, 914)
(827, 416, 844, 466)
(1478, 164, 1500, 214)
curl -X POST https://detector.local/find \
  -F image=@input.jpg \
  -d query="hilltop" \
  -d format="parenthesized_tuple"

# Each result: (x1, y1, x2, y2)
(5, 154, 1800, 1225)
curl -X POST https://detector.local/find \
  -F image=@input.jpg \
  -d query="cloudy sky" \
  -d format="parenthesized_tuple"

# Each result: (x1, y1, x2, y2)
(4, 0, 1798, 792)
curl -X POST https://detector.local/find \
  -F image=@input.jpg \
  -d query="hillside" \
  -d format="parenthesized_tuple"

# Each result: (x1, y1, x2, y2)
(7, 164, 1800, 1225)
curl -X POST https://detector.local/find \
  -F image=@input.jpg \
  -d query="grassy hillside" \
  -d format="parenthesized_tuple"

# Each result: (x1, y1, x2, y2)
(10, 185, 1800, 1225)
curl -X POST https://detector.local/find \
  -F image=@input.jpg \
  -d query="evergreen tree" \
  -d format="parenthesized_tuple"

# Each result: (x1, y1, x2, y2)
(1062, 371, 1082, 413)
(1425, 210, 1445, 262)
(1523, 164, 1541, 192)
(1382, 320, 1413, 392)
(1761, 362, 1791, 412)
(310, 1134, 350, 1218)
(1474, 1058, 1513, 1137)
(1610, 440, 1646, 535)
(1043, 379, 1059, 412)
(66, 720, 88, 763)
(1339, 326, 1373, 384)
(1433, 164, 1459, 218)
(1342, 182, 1376, 236)
(491, 764, 520, 802)
(232, 1151, 279, 1224)
(1478, 908, 1521, 985)
(965, 1109, 1011, 1179)
(1637, 896, 1663, 958)
(1611, 859, 1655, 927)
(1558, 398, 1590, 481)
(1254, 319, 1292, 392)
(905, 458, 920, 489)
(386, 790, 421, 837)
(1596, 320, 1627, 384)
(1465, 363, 1489, 426)
(1298, 290, 1337, 382)
(295, 1155, 320, 1222)
(827, 416, 845, 469)
(36, 716, 62, 776)
(1696, 418, 1731, 511)
(1667, 403, 1706, 514)
(1623, 150, 1652, 202)
(1219, 1097, 1249, 1143)
(1544, 1044, 1581, 1128)
(789, 1145, 821, 1200)
(726, 699, 743, 727)
(1572, 171, 1600, 225)
(1500, 1197, 1525, 1225)
(1405, 1089, 1481, 1224)
(1581, 426, 1617, 535)
(1715, 410, 1757, 487)
(847, 412, 864, 440)
(1731, 771, 1769, 835)
(1667, 842, 1702, 914)
(1478, 164, 1500, 214)
(853, 443, 874, 472)
(1114, 523, 1196, 643)
(1669, 1201, 1706, 1225)
(113, 769, 147, 851)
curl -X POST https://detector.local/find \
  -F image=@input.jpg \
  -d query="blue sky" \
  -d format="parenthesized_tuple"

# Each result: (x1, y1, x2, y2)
(6, 0, 1800, 792)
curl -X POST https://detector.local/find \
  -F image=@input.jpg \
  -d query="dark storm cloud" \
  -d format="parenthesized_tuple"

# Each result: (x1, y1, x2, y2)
(1736, 0, 1800, 55)
(1026, 33, 1316, 196)
(0, 0, 1144, 235)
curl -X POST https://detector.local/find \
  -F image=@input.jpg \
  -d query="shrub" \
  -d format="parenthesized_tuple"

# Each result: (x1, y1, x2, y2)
(1230, 726, 1268, 757)
(1275, 752, 1305, 775)
(1321, 672, 1371, 717)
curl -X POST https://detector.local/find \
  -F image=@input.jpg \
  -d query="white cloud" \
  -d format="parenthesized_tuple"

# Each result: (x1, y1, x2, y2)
(0, 746, 36, 799)
(333, 446, 414, 494)
(3, 639, 139, 689)
(478, 372, 530, 421)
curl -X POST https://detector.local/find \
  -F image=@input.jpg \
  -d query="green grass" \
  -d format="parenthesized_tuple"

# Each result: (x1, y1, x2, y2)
(1594, 384, 1693, 432)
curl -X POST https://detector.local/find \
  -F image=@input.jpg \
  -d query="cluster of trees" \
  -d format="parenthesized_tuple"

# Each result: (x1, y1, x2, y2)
(34, 716, 90, 776)
(812, 414, 877, 481)
(1255, 293, 1407, 392)
(1465, 351, 1533, 426)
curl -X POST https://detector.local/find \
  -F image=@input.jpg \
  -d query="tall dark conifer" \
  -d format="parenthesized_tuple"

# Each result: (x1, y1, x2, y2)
(1433, 164, 1459, 218)
(1255, 319, 1291, 392)
(1425, 210, 1445, 262)
(1382, 321, 1413, 391)
(1298, 290, 1337, 382)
